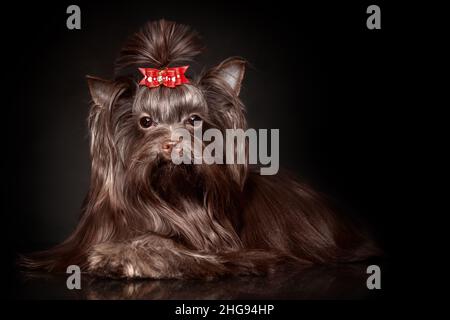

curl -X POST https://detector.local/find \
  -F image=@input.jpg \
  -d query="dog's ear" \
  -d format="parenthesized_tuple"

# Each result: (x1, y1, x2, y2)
(86, 76, 116, 107)
(216, 58, 246, 96)
(209, 57, 246, 96)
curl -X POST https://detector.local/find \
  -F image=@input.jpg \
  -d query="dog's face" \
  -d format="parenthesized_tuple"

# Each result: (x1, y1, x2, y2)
(86, 59, 247, 204)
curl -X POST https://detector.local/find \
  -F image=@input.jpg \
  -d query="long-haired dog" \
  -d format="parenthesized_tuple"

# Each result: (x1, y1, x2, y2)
(23, 20, 380, 279)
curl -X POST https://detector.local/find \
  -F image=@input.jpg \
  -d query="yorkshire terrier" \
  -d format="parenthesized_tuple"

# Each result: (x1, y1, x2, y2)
(23, 20, 380, 279)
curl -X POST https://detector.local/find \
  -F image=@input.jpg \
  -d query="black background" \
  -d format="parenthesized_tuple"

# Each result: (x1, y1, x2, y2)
(5, 0, 409, 302)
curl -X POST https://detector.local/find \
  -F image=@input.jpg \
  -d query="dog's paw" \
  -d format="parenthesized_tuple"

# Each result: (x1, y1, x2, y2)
(87, 242, 144, 279)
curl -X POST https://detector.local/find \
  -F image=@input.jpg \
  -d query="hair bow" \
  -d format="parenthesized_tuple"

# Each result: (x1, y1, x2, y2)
(138, 66, 189, 88)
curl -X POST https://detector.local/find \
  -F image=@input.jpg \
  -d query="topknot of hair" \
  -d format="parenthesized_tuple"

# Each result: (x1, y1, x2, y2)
(115, 19, 204, 77)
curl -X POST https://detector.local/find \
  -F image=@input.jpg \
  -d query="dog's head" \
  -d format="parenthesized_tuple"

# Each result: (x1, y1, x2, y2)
(86, 20, 247, 207)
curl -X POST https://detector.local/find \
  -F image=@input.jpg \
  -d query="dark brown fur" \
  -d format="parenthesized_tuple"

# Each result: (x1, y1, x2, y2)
(21, 20, 380, 279)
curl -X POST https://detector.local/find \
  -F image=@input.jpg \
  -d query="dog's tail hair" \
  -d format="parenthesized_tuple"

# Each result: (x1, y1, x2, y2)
(241, 171, 383, 264)
(115, 19, 204, 76)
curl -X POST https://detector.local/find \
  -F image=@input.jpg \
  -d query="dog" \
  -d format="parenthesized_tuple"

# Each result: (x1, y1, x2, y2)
(22, 20, 380, 279)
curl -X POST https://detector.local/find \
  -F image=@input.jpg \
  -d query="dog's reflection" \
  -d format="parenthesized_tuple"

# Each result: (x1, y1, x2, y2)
(82, 264, 373, 300)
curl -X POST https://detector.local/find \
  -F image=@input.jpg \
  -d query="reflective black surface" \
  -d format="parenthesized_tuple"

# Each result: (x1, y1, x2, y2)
(12, 263, 385, 300)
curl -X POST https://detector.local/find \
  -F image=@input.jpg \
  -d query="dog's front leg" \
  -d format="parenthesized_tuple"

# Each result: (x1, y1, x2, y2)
(87, 233, 280, 279)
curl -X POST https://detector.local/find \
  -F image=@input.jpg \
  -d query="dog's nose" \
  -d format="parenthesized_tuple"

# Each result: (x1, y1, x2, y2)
(161, 140, 177, 154)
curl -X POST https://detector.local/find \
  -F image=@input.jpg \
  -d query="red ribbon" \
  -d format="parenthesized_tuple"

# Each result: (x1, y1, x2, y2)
(138, 66, 189, 88)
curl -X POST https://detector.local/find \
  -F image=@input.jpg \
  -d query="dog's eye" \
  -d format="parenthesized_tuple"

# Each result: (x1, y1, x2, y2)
(139, 116, 154, 129)
(187, 115, 202, 126)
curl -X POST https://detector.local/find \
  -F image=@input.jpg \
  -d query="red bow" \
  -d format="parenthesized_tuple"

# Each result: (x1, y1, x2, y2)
(138, 66, 189, 88)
